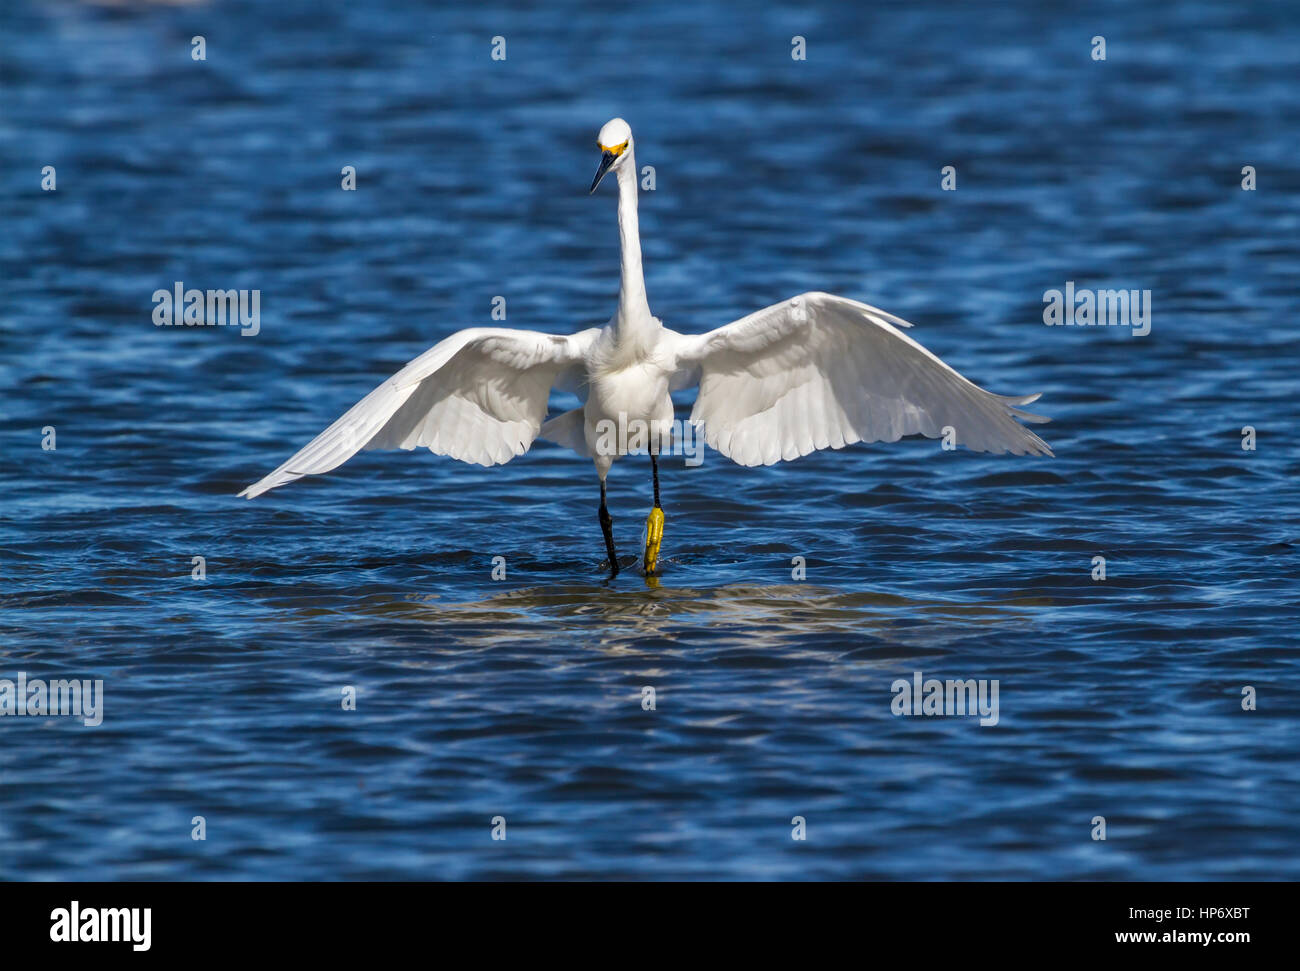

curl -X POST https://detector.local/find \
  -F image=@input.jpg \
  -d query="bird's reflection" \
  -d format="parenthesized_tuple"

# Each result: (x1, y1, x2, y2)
(359, 576, 1044, 655)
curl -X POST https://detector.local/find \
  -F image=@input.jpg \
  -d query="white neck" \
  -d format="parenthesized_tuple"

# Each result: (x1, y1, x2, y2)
(614, 147, 655, 335)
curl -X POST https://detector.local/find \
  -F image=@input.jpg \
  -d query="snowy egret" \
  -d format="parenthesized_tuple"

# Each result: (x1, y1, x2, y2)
(240, 117, 1052, 576)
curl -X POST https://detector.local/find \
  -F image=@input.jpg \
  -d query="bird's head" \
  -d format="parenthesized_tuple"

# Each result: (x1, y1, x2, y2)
(589, 117, 633, 193)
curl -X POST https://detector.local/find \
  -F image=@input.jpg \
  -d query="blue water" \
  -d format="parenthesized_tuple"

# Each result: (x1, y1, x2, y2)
(2, 0, 1298, 880)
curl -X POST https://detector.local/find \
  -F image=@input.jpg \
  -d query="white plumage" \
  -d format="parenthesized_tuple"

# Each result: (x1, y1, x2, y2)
(241, 117, 1049, 508)
(240, 327, 598, 497)
(675, 292, 1050, 466)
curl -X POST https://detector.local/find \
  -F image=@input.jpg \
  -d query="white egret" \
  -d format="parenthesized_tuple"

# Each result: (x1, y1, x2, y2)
(240, 117, 1052, 576)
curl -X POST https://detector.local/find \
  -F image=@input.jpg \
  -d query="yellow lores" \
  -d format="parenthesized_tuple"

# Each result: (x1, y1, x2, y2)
(600, 140, 629, 156)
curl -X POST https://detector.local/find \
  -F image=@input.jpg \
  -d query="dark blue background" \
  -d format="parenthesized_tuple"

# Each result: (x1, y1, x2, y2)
(2, 0, 1297, 878)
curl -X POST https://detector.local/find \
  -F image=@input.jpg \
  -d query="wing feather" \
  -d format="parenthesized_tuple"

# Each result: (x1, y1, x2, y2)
(671, 292, 1051, 466)
(239, 327, 598, 498)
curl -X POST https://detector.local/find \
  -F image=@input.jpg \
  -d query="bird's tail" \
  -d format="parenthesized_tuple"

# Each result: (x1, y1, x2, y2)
(539, 408, 591, 457)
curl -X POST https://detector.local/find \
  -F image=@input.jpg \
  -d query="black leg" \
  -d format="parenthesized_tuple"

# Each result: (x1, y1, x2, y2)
(599, 478, 619, 576)
(651, 452, 661, 507)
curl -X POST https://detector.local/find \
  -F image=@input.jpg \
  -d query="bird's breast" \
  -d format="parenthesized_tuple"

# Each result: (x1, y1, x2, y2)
(585, 364, 673, 428)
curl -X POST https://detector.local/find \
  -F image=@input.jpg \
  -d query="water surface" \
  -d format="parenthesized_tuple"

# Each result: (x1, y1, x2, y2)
(1, 0, 1298, 879)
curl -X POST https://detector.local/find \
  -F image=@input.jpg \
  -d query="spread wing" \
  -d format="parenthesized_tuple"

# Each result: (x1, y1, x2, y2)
(240, 326, 598, 498)
(671, 292, 1051, 467)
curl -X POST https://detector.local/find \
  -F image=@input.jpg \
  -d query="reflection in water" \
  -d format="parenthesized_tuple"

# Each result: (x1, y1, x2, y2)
(348, 581, 1046, 654)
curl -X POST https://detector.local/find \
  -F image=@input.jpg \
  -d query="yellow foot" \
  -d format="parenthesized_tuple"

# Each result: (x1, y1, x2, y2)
(643, 506, 665, 575)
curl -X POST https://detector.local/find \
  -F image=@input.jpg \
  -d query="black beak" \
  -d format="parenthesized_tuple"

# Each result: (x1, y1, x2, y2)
(589, 150, 617, 194)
